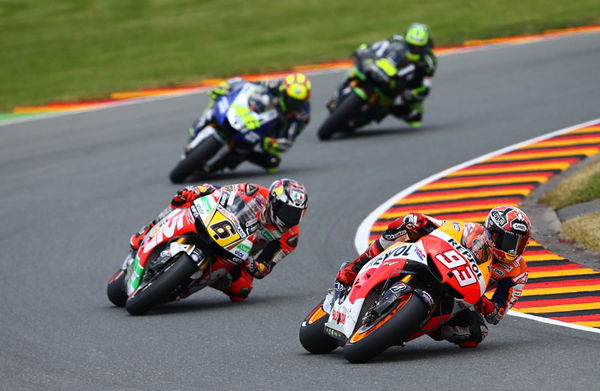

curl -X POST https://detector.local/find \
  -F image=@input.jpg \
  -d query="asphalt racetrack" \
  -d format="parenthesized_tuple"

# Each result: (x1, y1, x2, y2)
(2, 32, 600, 390)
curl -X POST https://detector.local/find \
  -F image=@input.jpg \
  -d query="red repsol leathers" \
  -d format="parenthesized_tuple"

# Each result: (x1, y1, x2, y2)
(337, 212, 528, 346)
(130, 183, 300, 301)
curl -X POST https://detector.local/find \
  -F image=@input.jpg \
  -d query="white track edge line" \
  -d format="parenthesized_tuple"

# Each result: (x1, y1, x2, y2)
(508, 310, 600, 334)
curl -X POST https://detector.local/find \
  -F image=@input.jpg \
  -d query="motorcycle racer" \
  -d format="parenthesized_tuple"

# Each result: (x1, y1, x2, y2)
(192, 73, 312, 174)
(351, 22, 437, 127)
(129, 178, 308, 301)
(336, 205, 531, 347)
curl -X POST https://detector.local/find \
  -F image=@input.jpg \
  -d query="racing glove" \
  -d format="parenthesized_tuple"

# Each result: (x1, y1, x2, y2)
(247, 260, 270, 279)
(207, 81, 231, 100)
(402, 212, 428, 231)
(170, 187, 201, 208)
(352, 43, 369, 59)
(171, 185, 217, 208)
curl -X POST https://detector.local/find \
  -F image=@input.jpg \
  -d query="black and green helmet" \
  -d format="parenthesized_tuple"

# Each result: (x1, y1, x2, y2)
(405, 23, 431, 60)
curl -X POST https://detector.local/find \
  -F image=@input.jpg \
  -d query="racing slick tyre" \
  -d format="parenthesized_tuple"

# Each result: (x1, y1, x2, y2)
(125, 253, 198, 315)
(169, 135, 223, 183)
(107, 269, 127, 307)
(343, 292, 428, 363)
(299, 301, 340, 354)
(317, 92, 363, 140)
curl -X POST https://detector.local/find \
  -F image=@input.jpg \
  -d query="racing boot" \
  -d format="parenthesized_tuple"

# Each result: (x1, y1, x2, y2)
(404, 102, 423, 127)
(129, 220, 156, 251)
(222, 265, 254, 302)
(391, 102, 423, 128)
(439, 309, 488, 348)
(247, 149, 281, 174)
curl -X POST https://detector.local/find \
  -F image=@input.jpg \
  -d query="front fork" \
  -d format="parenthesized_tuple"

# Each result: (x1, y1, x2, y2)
(366, 274, 434, 323)
(124, 238, 204, 296)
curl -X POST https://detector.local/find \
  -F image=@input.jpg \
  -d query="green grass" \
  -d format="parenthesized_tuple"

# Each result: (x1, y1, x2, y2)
(2, 0, 600, 110)
(561, 211, 600, 253)
(540, 160, 600, 209)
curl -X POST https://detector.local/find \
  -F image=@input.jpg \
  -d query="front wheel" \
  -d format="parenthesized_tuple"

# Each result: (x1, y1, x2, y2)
(299, 301, 340, 354)
(169, 134, 223, 183)
(125, 253, 198, 315)
(343, 292, 428, 363)
(317, 92, 364, 140)
(107, 269, 127, 307)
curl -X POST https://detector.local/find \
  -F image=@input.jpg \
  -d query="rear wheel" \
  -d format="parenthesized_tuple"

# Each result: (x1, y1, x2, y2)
(125, 253, 198, 315)
(299, 301, 340, 354)
(343, 292, 429, 363)
(107, 269, 127, 307)
(169, 135, 223, 183)
(317, 92, 364, 140)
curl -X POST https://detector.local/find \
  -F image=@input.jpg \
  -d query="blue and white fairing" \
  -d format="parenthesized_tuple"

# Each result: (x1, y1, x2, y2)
(212, 83, 280, 149)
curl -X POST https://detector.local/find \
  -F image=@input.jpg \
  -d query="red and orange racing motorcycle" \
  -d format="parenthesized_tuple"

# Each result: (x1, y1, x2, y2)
(299, 221, 492, 363)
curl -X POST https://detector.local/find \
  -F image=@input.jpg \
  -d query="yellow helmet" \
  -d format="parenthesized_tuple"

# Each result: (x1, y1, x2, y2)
(279, 73, 312, 113)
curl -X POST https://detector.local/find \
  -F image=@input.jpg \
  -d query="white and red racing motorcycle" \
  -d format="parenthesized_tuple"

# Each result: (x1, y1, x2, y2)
(299, 221, 492, 363)
(107, 188, 261, 315)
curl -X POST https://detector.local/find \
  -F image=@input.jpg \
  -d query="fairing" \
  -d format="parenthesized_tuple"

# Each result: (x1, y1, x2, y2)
(324, 221, 492, 341)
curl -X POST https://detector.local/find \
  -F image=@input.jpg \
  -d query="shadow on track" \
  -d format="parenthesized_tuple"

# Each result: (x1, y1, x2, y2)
(104, 291, 316, 316)
(323, 125, 442, 141)
(296, 340, 504, 364)
(175, 166, 320, 185)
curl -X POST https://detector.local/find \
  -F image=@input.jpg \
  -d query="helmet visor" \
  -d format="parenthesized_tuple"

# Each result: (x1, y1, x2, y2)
(273, 202, 303, 228)
(491, 230, 528, 256)
(407, 42, 427, 56)
(283, 95, 305, 113)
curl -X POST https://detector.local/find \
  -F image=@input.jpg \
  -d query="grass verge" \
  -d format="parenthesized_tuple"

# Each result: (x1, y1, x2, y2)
(2, 0, 600, 111)
(540, 159, 600, 210)
(561, 212, 600, 253)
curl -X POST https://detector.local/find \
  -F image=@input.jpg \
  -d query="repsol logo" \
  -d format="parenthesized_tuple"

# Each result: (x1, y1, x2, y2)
(448, 238, 483, 279)
(331, 310, 346, 325)
(372, 245, 412, 266)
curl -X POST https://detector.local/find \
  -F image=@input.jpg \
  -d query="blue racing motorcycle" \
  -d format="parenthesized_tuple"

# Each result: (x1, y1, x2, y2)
(169, 83, 281, 183)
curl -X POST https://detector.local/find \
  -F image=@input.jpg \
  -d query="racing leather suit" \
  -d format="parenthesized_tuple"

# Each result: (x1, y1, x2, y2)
(337, 212, 528, 346)
(356, 35, 437, 125)
(130, 183, 300, 301)
(194, 78, 310, 173)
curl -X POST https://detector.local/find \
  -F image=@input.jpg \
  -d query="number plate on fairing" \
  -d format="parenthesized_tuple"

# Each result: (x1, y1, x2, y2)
(193, 193, 254, 261)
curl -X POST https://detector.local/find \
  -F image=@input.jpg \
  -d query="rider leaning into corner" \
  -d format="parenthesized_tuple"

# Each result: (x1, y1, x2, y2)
(337, 205, 531, 347)
(192, 73, 312, 174)
(350, 22, 437, 127)
(129, 178, 309, 301)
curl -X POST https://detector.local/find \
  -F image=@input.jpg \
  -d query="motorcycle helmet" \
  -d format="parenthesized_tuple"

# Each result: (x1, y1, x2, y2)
(484, 205, 531, 263)
(267, 178, 308, 230)
(278, 73, 312, 114)
(404, 23, 431, 61)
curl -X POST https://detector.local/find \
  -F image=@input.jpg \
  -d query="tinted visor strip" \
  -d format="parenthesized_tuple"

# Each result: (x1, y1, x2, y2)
(278, 204, 303, 226)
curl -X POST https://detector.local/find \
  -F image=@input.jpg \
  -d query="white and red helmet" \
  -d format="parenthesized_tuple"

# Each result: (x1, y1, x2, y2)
(267, 178, 308, 230)
(484, 205, 531, 263)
